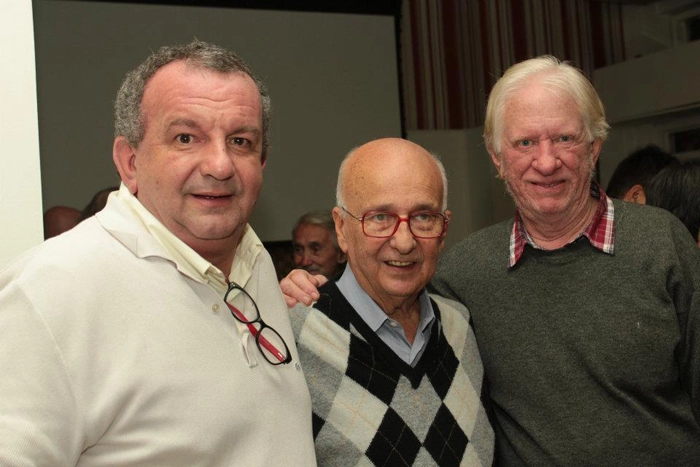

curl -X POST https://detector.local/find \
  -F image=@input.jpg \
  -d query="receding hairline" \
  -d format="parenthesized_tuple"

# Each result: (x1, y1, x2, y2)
(142, 60, 263, 103)
(484, 55, 609, 155)
(336, 139, 448, 211)
(139, 62, 265, 142)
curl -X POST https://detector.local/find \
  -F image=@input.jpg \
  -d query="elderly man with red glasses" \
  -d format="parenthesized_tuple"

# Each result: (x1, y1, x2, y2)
(288, 138, 494, 466)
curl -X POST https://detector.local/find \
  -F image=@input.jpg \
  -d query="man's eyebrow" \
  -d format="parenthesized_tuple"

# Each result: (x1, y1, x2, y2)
(367, 204, 440, 212)
(230, 126, 262, 137)
(167, 119, 199, 130)
(365, 204, 393, 212)
(410, 202, 442, 211)
(165, 121, 261, 137)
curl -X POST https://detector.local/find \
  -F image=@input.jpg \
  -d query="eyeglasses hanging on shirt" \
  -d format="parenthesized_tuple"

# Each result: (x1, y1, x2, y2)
(224, 281, 292, 365)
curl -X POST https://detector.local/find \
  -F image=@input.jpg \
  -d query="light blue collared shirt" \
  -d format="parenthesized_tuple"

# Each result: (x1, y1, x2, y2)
(336, 267, 435, 367)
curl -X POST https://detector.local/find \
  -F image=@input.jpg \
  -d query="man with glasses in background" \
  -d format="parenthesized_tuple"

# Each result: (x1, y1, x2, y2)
(0, 40, 315, 465)
(289, 138, 494, 466)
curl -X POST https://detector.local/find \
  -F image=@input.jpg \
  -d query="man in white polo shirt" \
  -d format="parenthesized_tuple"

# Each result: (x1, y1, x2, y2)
(0, 40, 316, 466)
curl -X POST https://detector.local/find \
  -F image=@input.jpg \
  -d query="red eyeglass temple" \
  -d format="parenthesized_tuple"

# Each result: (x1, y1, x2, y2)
(225, 303, 287, 363)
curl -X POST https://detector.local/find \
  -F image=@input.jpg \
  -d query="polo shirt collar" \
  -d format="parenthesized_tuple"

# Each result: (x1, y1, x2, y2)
(99, 184, 262, 295)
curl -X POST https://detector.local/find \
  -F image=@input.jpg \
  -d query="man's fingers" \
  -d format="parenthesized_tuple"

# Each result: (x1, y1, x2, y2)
(280, 269, 326, 306)
(311, 274, 329, 288)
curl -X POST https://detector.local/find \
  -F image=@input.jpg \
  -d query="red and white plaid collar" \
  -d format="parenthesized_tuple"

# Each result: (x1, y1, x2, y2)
(508, 182, 615, 268)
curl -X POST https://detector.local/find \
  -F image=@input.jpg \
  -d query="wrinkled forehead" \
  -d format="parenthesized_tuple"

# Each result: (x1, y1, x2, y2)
(143, 62, 259, 103)
(347, 157, 444, 210)
(504, 79, 578, 112)
(294, 223, 333, 242)
(502, 85, 583, 130)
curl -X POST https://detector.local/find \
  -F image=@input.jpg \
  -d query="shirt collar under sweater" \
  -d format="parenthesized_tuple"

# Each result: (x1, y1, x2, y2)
(336, 266, 435, 366)
(100, 184, 263, 295)
(508, 181, 615, 268)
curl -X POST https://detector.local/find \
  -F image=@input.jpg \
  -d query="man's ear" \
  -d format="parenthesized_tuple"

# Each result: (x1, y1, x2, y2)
(113, 137, 138, 194)
(332, 207, 349, 254)
(438, 209, 452, 252)
(591, 139, 602, 166)
(489, 149, 503, 178)
(622, 184, 646, 204)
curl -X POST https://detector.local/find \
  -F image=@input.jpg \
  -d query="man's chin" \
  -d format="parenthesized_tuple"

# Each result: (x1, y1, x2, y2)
(182, 224, 242, 243)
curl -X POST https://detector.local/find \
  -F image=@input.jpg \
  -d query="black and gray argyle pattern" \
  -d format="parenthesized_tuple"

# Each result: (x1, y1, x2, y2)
(291, 283, 494, 466)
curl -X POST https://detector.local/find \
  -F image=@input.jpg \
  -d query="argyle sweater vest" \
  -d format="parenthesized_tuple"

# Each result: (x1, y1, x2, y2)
(290, 282, 494, 466)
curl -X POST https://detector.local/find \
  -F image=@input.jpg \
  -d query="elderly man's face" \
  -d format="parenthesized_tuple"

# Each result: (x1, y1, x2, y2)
(293, 223, 345, 277)
(334, 139, 449, 310)
(115, 61, 265, 258)
(491, 82, 600, 224)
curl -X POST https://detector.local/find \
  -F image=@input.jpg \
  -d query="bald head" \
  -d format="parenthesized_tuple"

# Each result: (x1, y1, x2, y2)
(332, 138, 450, 311)
(336, 138, 448, 211)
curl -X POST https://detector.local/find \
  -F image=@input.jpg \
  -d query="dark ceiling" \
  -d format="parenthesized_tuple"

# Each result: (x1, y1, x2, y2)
(71, 0, 663, 16)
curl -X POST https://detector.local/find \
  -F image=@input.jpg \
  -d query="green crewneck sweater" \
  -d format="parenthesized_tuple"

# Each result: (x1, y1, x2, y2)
(433, 200, 700, 466)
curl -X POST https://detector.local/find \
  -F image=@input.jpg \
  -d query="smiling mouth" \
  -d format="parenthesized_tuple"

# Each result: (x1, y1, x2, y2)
(535, 181, 563, 188)
(387, 260, 413, 267)
(194, 194, 231, 199)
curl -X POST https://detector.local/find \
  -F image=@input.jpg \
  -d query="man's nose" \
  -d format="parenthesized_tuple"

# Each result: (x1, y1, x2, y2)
(202, 142, 235, 180)
(390, 219, 417, 253)
(300, 251, 313, 265)
(531, 140, 562, 175)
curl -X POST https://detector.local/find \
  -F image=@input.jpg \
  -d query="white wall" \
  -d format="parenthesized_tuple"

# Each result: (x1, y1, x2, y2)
(0, 0, 43, 268)
(33, 0, 402, 242)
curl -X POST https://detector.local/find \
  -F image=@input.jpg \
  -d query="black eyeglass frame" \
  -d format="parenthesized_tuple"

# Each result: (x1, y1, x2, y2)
(340, 206, 449, 239)
(224, 282, 292, 365)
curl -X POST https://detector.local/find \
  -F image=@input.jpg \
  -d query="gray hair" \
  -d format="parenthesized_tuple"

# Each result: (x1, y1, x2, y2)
(114, 39, 272, 157)
(336, 144, 449, 212)
(292, 210, 340, 250)
(484, 55, 609, 155)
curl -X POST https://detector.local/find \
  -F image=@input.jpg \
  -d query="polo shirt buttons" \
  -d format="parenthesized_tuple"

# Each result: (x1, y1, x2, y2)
(212, 304, 220, 313)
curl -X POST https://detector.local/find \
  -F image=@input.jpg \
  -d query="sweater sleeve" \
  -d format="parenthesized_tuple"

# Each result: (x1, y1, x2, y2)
(669, 219, 700, 424)
(0, 280, 83, 466)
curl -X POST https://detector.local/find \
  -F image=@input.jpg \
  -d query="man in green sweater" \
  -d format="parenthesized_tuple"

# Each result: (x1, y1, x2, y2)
(284, 56, 700, 466)
(432, 56, 700, 465)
